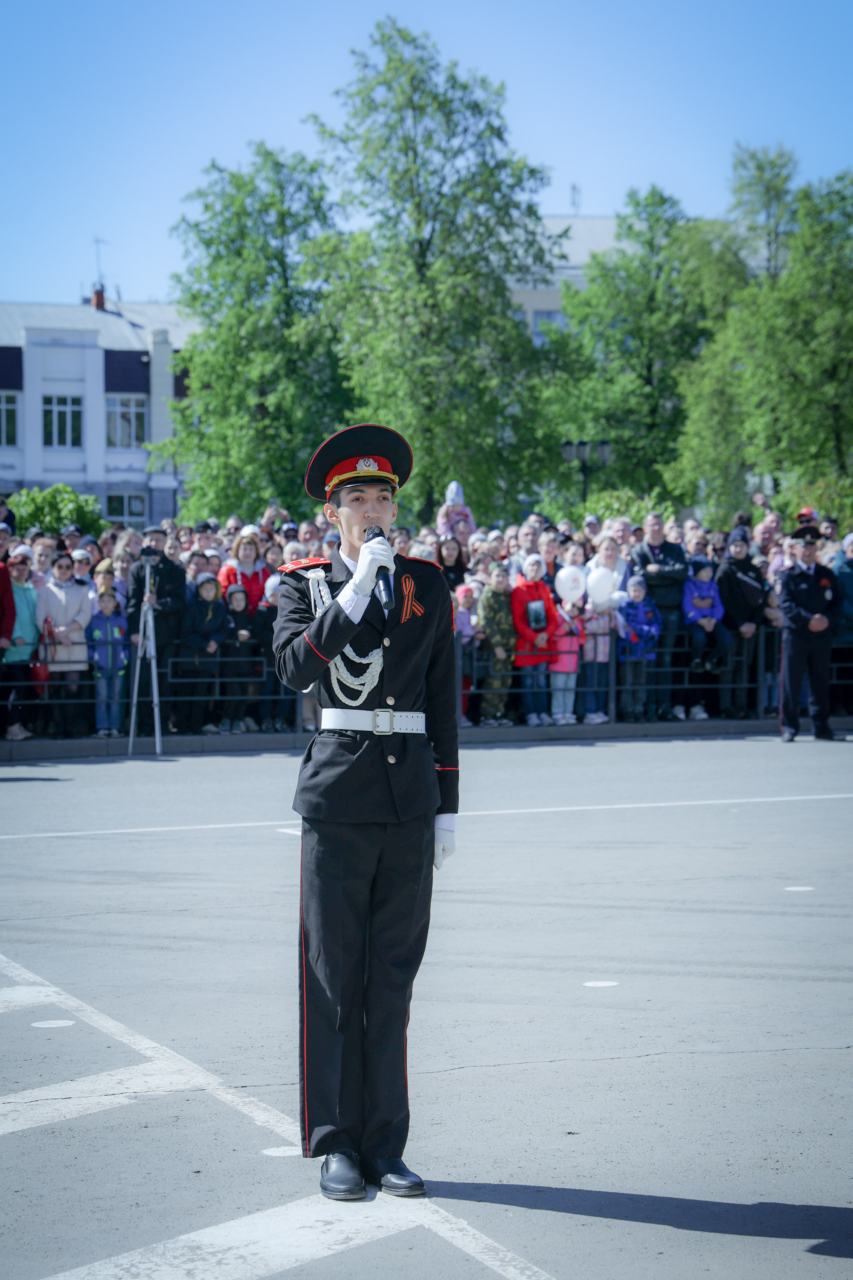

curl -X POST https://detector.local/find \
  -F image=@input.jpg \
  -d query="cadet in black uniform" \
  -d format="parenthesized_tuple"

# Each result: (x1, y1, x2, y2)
(273, 424, 458, 1201)
(778, 525, 841, 742)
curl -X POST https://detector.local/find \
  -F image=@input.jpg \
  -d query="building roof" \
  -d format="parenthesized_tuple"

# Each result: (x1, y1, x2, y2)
(0, 300, 199, 350)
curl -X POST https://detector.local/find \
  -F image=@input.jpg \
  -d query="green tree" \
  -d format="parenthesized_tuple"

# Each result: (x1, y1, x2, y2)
(157, 143, 350, 521)
(735, 175, 853, 479)
(544, 188, 749, 501)
(730, 143, 798, 280)
(307, 18, 557, 522)
(12, 484, 107, 537)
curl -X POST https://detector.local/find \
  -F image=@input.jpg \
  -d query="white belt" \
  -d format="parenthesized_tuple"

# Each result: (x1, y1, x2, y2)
(320, 709, 426, 735)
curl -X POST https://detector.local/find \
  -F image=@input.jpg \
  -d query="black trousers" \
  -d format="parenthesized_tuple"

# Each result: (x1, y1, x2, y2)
(780, 629, 832, 734)
(299, 813, 434, 1159)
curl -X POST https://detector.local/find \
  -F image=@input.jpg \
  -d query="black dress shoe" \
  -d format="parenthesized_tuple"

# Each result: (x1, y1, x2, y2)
(319, 1150, 366, 1200)
(361, 1156, 425, 1197)
(814, 727, 835, 741)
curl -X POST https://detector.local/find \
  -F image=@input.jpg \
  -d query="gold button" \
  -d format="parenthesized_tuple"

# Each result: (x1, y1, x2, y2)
(383, 637, 390, 647)
(386, 696, 395, 706)
(387, 755, 396, 764)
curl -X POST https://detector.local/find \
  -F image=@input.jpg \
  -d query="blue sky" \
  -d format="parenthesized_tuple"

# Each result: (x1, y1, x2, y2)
(3, 0, 850, 304)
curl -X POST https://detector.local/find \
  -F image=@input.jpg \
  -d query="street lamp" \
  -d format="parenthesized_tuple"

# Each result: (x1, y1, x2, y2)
(561, 438, 613, 505)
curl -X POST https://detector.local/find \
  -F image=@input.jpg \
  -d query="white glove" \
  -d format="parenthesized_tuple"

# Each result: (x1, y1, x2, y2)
(352, 536, 396, 597)
(434, 829, 455, 870)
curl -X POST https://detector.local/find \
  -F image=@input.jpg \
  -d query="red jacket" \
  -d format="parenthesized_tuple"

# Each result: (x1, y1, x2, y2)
(511, 578, 558, 667)
(0, 563, 15, 642)
(217, 561, 271, 616)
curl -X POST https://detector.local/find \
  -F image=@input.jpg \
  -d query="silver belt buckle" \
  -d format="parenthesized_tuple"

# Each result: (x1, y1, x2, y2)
(372, 709, 394, 735)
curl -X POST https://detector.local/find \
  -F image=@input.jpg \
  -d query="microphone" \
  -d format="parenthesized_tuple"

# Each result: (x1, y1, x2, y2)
(365, 525, 395, 610)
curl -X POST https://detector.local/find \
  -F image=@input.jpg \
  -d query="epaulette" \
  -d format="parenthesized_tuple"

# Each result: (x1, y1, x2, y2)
(280, 557, 331, 575)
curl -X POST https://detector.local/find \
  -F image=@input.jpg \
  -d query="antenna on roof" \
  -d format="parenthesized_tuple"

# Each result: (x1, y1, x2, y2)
(93, 236, 108, 289)
(570, 185, 582, 216)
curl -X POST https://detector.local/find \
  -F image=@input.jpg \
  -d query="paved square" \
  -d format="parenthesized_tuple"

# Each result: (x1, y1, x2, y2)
(1, 736, 851, 1277)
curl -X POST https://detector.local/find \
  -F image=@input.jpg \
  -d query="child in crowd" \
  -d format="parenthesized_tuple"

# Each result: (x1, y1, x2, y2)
(179, 572, 229, 734)
(617, 575, 662, 721)
(454, 584, 484, 726)
(220, 585, 256, 734)
(253, 575, 295, 732)
(580, 596, 615, 726)
(85, 588, 129, 737)
(93, 558, 119, 610)
(476, 563, 515, 726)
(683, 556, 730, 673)
(549, 596, 584, 724)
(511, 553, 558, 727)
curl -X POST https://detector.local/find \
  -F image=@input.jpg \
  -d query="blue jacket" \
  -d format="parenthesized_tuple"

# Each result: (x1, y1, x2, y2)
(86, 612, 129, 673)
(683, 576, 724, 624)
(618, 598, 662, 662)
(832, 552, 853, 643)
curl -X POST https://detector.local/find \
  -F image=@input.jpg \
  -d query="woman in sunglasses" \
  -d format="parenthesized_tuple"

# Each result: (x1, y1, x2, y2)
(35, 551, 93, 736)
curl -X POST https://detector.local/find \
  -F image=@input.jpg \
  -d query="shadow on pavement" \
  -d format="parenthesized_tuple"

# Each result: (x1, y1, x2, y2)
(426, 1182, 853, 1257)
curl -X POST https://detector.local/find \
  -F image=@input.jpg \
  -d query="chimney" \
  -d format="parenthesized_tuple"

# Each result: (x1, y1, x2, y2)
(91, 285, 106, 311)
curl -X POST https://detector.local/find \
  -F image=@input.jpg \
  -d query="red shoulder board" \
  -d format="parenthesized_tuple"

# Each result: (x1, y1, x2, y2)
(280, 557, 331, 574)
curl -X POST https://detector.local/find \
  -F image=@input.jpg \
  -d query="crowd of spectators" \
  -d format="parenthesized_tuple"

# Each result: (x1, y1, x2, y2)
(1, 485, 852, 741)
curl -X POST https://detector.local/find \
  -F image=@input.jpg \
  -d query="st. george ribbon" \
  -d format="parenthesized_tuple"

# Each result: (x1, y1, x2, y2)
(365, 525, 395, 610)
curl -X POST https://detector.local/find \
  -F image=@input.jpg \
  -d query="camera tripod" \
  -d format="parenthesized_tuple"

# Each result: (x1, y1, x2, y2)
(127, 556, 163, 756)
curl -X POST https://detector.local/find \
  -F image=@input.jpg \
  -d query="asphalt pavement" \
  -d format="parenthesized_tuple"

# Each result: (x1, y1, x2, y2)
(1, 735, 851, 1278)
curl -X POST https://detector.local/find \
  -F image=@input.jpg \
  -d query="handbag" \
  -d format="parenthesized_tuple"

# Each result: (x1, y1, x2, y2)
(31, 619, 55, 694)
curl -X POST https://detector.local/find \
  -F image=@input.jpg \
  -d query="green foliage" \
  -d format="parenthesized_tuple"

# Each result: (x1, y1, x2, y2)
(667, 324, 751, 525)
(730, 143, 798, 280)
(307, 18, 559, 523)
(674, 170, 853, 519)
(157, 143, 351, 523)
(12, 484, 107, 537)
(544, 188, 749, 497)
(772, 473, 853, 531)
(734, 176, 853, 479)
(534, 484, 675, 529)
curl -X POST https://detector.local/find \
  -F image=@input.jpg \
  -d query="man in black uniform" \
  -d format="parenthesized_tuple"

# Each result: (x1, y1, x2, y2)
(273, 424, 458, 1201)
(127, 526, 186, 735)
(778, 525, 841, 742)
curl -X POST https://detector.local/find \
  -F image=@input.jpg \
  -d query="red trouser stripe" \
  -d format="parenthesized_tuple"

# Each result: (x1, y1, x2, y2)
(300, 836, 309, 1156)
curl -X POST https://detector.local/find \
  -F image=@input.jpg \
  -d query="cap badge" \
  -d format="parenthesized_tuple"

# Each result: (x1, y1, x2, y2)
(357, 457, 379, 471)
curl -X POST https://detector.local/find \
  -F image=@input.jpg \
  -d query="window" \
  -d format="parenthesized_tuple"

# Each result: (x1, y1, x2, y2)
(106, 493, 147, 527)
(532, 310, 566, 347)
(106, 396, 148, 448)
(43, 395, 83, 447)
(0, 394, 17, 446)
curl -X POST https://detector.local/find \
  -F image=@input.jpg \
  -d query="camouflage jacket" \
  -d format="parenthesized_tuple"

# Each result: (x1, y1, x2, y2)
(477, 586, 516, 653)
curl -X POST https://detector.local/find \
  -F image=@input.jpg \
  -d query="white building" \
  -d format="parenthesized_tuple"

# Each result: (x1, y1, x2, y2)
(511, 215, 619, 344)
(0, 292, 198, 527)
(0, 218, 619, 523)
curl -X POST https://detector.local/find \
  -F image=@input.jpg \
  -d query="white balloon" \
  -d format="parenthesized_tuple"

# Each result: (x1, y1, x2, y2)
(587, 566, 616, 609)
(555, 565, 586, 604)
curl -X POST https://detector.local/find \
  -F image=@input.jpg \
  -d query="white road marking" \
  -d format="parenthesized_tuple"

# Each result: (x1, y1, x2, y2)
(262, 1146, 303, 1157)
(583, 981, 619, 987)
(459, 792, 853, 818)
(0, 953, 300, 1144)
(2, 791, 850, 841)
(32, 1019, 75, 1028)
(0, 819, 295, 841)
(1, 952, 556, 1280)
(785, 886, 815, 891)
(41, 1191, 556, 1280)
(0, 984, 60, 1013)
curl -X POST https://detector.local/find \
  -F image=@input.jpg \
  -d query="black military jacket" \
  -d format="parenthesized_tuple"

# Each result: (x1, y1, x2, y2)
(778, 562, 841, 633)
(127, 555, 186, 646)
(273, 548, 458, 823)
